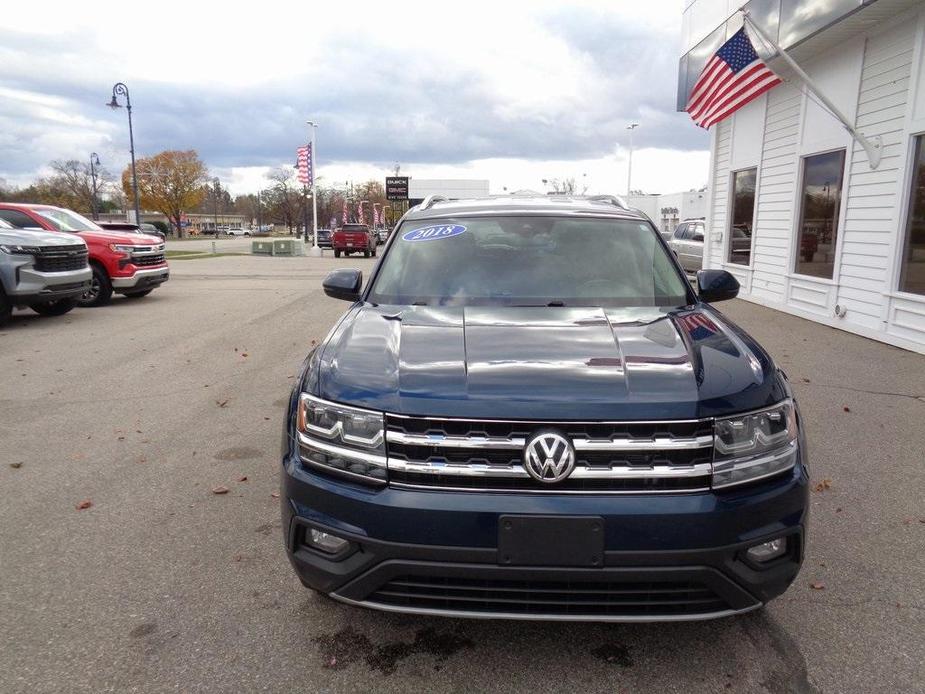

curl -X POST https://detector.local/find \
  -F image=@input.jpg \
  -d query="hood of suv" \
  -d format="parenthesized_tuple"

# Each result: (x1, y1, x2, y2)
(75, 229, 163, 245)
(315, 304, 786, 421)
(0, 228, 86, 248)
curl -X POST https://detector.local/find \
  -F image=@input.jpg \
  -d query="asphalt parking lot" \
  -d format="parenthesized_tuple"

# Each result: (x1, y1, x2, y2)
(1, 253, 923, 693)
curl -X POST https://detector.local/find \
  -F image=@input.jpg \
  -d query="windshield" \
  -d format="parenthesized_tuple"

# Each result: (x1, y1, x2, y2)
(36, 208, 103, 232)
(369, 216, 691, 307)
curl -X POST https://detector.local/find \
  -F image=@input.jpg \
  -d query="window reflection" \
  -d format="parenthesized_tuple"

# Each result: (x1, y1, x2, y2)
(729, 168, 756, 265)
(899, 136, 925, 295)
(794, 150, 845, 279)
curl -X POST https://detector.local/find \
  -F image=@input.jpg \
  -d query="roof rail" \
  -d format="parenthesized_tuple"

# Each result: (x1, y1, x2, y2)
(586, 194, 630, 210)
(420, 194, 449, 210)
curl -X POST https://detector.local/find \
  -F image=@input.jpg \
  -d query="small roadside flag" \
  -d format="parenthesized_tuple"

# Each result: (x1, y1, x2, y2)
(685, 27, 782, 129)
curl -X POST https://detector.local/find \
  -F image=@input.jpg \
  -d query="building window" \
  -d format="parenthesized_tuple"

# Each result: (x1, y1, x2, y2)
(794, 150, 846, 279)
(729, 168, 756, 265)
(899, 135, 925, 296)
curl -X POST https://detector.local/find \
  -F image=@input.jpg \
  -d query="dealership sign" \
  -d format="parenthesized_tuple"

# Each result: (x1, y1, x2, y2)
(386, 176, 409, 201)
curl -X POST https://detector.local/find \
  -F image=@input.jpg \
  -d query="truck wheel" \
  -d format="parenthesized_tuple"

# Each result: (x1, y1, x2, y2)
(372, 247, 377, 257)
(0, 288, 11, 327)
(363, 250, 370, 258)
(30, 298, 77, 316)
(334, 249, 341, 258)
(124, 290, 153, 299)
(77, 264, 113, 307)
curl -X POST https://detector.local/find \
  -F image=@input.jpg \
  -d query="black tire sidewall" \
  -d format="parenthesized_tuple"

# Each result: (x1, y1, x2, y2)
(78, 264, 113, 307)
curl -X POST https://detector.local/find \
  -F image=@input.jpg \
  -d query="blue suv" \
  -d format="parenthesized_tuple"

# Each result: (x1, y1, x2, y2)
(281, 194, 808, 622)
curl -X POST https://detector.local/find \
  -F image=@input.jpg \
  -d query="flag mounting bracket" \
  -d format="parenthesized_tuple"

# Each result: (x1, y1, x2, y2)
(742, 11, 882, 170)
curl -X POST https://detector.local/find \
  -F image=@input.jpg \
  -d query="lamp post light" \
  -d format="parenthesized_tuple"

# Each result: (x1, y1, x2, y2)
(89, 153, 101, 220)
(107, 82, 140, 224)
(307, 120, 320, 256)
(625, 122, 639, 198)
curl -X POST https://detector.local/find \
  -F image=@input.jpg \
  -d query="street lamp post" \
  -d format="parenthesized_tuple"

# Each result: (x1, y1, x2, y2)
(89, 153, 101, 220)
(307, 120, 320, 256)
(626, 122, 639, 198)
(212, 177, 220, 235)
(107, 83, 141, 224)
(256, 190, 262, 233)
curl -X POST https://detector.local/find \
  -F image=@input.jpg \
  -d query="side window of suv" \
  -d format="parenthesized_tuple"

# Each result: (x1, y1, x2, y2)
(0, 209, 39, 228)
(691, 224, 705, 242)
(673, 223, 689, 240)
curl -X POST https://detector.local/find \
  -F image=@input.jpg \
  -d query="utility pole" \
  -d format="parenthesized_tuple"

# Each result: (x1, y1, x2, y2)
(307, 120, 320, 256)
(626, 122, 639, 198)
(89, 153, 101, 220)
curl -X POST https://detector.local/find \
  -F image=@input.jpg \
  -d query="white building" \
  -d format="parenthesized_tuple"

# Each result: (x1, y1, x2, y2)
(407, 179, 490, 204)
(680, 0, 925, 354)
(629, 190, 709, 234)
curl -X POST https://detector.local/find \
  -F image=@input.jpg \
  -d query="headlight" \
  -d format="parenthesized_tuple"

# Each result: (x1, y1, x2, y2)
(296, 394, 386, 485)
(110, 244, 135, 253)
(0, 244, 41, 255)
(712, 399, 798, 489)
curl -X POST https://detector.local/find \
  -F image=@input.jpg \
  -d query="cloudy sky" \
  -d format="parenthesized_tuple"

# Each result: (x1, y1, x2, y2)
(0, 0, 709, 196)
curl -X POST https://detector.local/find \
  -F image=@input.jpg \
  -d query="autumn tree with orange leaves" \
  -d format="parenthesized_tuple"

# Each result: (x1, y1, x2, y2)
(123, 150, 208, 237)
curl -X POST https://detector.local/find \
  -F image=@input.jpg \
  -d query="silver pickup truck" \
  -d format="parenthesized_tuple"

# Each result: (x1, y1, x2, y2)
(0, 219, 92, 326)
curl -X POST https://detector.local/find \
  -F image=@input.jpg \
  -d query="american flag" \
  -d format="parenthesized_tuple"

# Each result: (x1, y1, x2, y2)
(373, 202, 381, 227)
(357, 201, 366, 226)
(341, 199, 348, 226)
(685, 27, 781, 129)
(296, 144, 313, 186)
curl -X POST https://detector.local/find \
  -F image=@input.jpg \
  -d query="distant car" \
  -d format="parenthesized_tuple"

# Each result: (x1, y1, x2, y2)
(315, 228, 332, 248)
(376, 228, 389, 244)
(226, 228, 250, 236)
(332, 224, 376, 258)
(668, 219, 706, 272)
(98, 221, 167, 242)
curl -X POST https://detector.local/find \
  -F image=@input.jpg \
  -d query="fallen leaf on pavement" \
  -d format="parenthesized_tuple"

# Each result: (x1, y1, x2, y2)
(212, 486, 230, 495)
(813, 479, 832, 492)
(241, 353, 249, 358)
(216, 399, 229, 408)
(843, 406, 851, 412)
(810, 581, 826, 590)
(270, 492, 280, 499)
(10, 462, 23, 469)
(76, 499, 93, 510)
(801, 378, 811, 383)
(238, 476, 248, 482)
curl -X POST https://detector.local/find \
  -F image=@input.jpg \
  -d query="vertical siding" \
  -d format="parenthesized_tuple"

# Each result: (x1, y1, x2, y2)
(750, 74, 802, 302)
(708, 120, 731, 268)
(837, 20, 917, 330)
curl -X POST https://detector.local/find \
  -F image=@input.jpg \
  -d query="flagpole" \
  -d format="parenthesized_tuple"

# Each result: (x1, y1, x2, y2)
(307, 120, 321, 256)
(742, 11, 882, 169)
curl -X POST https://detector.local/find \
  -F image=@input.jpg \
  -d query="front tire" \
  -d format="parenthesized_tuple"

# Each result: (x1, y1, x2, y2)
(363, 249, 370, 258)
(334, 249, 341, 258)
(0, 288, 11, 327)
(77, 265, 113, 307)
(30, 298, 77, 316)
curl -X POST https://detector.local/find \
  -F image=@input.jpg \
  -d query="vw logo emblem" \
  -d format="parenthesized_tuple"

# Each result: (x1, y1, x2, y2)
(523, 431, 575, 484)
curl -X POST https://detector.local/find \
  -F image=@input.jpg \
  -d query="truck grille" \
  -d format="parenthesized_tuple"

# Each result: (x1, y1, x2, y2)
(368, 574, 730, 618)
(33, 246, 88, 272)
(131, 253, 166, 267)
(385, 415, 714, 493)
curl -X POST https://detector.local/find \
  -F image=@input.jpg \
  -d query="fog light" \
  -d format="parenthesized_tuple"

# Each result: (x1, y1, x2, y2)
(307, 528, 350, 555)
(746, 537, 787, 563)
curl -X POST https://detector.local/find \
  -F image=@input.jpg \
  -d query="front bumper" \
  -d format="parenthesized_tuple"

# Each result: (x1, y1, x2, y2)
(281, 445, 809, 622)
(111, 266, 170, 290)
(7, 264, 92, 305)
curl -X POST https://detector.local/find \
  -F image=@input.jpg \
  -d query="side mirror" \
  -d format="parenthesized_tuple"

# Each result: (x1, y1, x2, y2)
(697, 269, 739, 303)
(322, 268, 363, 302)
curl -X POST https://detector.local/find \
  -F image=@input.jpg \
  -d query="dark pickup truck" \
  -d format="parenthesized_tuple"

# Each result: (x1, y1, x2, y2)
(332, 224, 375, 258)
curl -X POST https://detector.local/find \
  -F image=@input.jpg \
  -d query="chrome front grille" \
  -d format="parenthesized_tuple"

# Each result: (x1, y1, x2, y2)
(385, 415, 714, 493)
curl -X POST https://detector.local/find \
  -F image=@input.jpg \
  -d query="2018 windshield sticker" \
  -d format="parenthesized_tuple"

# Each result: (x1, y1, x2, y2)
(402, 224, 466, 242)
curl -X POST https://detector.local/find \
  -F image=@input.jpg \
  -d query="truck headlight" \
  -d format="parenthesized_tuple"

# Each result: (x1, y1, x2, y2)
(109, 244, 135, 253)
(0, 244, 41, 255)
(296, 394, 386, 484)
(712, 399, 798, 489)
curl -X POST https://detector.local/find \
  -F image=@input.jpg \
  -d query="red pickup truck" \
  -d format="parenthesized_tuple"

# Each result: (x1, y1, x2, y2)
(332, 224, 376, 258)
(0, 203, 169, 306)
